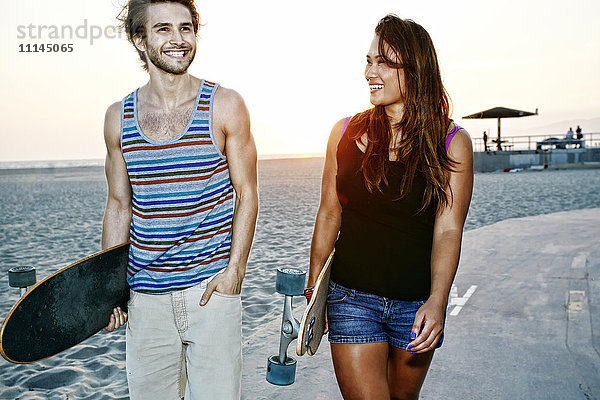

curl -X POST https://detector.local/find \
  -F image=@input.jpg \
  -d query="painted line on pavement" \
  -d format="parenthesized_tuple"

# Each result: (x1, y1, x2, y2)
(448, 284, 477, 316)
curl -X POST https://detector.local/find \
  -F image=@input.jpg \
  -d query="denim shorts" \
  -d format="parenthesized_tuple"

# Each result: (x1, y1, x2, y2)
(327, 280, 444, 350)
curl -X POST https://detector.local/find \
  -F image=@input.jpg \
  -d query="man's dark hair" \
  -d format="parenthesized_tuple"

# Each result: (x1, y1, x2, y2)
(117, 0, 200, 71)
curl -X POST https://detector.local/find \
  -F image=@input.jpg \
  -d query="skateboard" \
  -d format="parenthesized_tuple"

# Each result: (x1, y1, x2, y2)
(0, 243, 130, 363)
(296, 250, 334, 356)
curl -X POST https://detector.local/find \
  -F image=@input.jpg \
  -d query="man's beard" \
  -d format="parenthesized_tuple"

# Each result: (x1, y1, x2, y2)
(146, 42, 195, 75)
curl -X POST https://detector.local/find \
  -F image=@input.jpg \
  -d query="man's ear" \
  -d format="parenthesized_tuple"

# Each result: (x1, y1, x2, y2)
(133, 34, 146, 52)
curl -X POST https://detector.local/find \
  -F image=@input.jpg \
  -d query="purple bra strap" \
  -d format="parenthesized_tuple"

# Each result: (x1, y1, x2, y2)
(445, 125, 462, 151)
(339, 117, 351, 142)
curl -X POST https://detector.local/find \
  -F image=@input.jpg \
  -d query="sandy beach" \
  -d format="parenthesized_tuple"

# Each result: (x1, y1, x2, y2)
(0, 159, 599, 399)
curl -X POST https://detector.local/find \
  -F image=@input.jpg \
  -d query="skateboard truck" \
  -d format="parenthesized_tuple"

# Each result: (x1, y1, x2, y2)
(8, 266, 36, 297)
(266, 267, 306, 386)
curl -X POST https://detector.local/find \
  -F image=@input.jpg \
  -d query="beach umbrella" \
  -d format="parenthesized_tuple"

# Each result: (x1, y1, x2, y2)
(463, 106, 538, 149)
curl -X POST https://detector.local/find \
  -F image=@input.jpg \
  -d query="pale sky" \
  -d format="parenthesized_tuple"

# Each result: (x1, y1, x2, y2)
(1, 0, 599, 162)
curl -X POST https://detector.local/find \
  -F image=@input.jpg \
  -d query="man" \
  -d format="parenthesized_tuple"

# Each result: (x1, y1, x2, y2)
(483, 130, 488, 152)
(566, 127, 574, 139)
(101, 1, 258, 398)
(576, 125, 584, 148)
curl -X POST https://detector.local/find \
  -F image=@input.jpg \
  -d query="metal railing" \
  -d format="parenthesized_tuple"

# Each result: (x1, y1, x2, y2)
(471, 132, 600, 152)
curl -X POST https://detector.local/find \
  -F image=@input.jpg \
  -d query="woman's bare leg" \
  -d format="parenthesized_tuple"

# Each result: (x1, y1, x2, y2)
(331, 342, 390, 400)
(387, 347, 434, 400)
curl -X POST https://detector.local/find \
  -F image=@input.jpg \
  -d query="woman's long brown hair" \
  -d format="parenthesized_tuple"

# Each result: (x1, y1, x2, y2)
(350, 15, 455, 213)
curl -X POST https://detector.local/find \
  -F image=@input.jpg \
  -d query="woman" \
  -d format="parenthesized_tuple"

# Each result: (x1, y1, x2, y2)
(307, 15, 473, 399)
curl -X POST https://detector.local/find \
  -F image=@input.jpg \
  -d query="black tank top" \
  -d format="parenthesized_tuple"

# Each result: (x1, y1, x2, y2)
(331, 127, 437, 300)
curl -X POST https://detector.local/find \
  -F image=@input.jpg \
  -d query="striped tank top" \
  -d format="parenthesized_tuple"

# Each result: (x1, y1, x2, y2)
(120, 80, 234, 294)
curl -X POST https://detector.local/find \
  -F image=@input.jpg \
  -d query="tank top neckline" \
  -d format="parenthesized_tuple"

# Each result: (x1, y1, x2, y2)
(349, 135, 405, 165)
(344, 119, 461, 163)
(132, 79, 206, 146)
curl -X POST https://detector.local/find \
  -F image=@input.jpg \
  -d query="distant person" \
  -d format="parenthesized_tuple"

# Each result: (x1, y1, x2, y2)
(566, 127, 574, 139)
(101, 0, 259, 399)
(576, 125, 583, 147)
(495, 137, 502, 151)
(308, 15, 473, 399)
(483, 131, 488, 151)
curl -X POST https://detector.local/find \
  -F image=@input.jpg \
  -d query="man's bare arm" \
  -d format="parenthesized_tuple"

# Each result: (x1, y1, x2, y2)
(101, 101, 132, 331)
(201, 88, 258, 305)
(101, 102, 132, 250)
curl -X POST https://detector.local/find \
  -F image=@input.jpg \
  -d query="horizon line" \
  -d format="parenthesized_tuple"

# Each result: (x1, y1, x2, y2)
(0, 153, 327, 170)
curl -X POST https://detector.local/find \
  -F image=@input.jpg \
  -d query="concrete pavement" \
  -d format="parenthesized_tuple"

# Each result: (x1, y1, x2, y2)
(242, 208, 600, 399)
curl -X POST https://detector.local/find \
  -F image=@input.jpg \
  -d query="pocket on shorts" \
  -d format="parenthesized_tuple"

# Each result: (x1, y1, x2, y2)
(127, 289, 139, 308)
(327, 282, 352, 304)
(212, 290, 241, 299)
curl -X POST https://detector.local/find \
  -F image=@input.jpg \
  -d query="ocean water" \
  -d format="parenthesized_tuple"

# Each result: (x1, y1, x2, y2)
(0, 159, 599, 398)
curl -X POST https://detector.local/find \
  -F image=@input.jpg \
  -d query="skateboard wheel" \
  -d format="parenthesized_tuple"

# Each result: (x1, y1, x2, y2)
(8, 266, 36, 288)
(266, 354, 297, 386)
(275, 267, 306, 296)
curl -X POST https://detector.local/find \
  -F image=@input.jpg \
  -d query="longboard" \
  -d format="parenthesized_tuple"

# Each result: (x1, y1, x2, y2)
(296, 250, 334, 356)
(0, 243, 130, 363)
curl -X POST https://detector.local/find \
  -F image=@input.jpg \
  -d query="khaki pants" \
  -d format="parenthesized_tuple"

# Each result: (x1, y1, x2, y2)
(126, 278, 242, 400)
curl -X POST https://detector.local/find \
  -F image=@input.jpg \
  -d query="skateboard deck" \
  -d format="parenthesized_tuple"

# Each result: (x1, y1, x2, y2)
(0, 243, 130, 364)
(296, 250, 334, 356)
